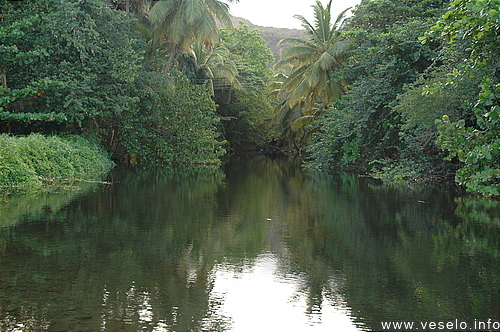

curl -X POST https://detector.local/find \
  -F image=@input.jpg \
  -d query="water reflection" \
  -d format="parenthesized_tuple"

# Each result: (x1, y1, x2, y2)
(0, 155, 498, 331)
(208, 252, 360, 332)
(0, 178, 103, 227)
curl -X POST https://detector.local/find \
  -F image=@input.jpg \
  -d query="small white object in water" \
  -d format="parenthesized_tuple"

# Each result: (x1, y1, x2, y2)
(266, 218, 272, 221)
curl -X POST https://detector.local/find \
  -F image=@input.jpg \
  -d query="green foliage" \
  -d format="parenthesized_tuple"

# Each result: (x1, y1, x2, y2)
(307, 0, 449, 172)
(216, 23, 275, 148)
(221, 23, 274, 82)
(392, 62, 480, 175)
(118, 71, 226, 164)
(271, 1, 350, 149)
(0, 0, 144, 134)
(395, 65, 479, 133)
(0, 0, 228, 165)
(191, 42, 241, 95)
(340, 139, 361, 165)
(307, 0, 500, 193)
(423, 0, 500, 195)
(369, 158, 425, 182)
(305, 100, 359, 170)
(436, 114, 500, 195)
(147, 0, 235, 71)
(0, 134, 113, 189)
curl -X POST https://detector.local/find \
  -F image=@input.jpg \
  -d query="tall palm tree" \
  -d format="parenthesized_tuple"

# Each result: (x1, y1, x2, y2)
(148, 0, 237, 73)
(271, 0, 350, 146)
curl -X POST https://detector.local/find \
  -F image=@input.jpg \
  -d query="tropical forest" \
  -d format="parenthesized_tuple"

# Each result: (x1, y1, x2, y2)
(0, 1, 499, 331)
(0, 0, 499, 195)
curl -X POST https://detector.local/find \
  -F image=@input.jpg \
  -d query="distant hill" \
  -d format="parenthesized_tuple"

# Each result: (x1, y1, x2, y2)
(231, 16, 304, 66)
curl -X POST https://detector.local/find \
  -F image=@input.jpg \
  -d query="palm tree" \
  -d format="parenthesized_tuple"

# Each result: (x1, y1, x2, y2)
(148, 0, 237, 73)
(269, 73, 312, 147)
(271, 0, 350, 147)
(191, 42, 241, 95)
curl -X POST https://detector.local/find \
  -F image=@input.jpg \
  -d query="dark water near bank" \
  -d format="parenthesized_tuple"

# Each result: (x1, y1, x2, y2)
(0, 155, 499, 331)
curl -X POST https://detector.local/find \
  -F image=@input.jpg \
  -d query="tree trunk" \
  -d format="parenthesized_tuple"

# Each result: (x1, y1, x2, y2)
(163, 46, 178, 75)
(125, 0, 130, 13)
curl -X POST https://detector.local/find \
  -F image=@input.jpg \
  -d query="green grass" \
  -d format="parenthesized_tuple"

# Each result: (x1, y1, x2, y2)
(0, 134, 113, 190)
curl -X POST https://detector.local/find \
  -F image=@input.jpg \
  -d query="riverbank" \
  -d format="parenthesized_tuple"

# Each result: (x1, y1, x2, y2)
(0, 134, 114, 192)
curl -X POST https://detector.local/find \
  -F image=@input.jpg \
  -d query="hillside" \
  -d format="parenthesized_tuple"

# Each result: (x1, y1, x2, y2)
(231, 16, 304, 65)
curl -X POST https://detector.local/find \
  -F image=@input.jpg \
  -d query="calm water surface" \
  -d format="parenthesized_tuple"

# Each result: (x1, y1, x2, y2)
(0, 155, 499, 331)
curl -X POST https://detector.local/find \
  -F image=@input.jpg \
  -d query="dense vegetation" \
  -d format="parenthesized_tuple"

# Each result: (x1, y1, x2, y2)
(0, 134, 112, 189)
(272, 0, 499, 196)
(1, 0, 499, 195)
(0, 0, 271, 169)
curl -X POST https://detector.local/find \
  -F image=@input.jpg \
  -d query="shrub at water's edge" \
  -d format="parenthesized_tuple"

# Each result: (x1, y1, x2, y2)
(0, 134, 114, 190)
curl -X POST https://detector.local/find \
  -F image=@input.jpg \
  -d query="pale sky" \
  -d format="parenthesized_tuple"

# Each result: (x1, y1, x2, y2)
(226, 0, 362, 30)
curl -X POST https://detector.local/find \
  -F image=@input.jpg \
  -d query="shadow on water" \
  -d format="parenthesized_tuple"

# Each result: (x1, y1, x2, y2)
(0, 155, 498, 331)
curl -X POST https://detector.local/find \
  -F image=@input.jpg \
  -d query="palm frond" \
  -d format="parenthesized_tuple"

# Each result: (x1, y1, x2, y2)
(205, 0, 233, 28)
(149, 0, 176, 24)
(278, 37, 315, 48)
(327, 40, 349, 57)
(280, 65, 309, 94)
(307, 62, 321, 86)
(194, 9, 219, 45)
(313, 0, 330, 44)
(270, 0, 350, 147)
(293, 14, 314, 32)
(192, 42, 204, 64)
(317, 51, 336, 70)
(280, 45, 317, 62)
(185, 0, 204, 25)
(135, 22, 153, 41)
(332, 6, 351, 30)
(291, 115, 315, 132)
(268, 89, 283, 100)
(271, 73, 287, 81)
(286, 80, 310, 107)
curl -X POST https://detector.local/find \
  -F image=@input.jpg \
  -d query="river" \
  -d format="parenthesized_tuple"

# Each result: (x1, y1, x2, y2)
(0, 154, 498, 331)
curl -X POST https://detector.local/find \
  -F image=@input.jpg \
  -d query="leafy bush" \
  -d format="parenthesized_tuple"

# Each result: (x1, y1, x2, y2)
(1, 1, 227, 165)
(0, 0, 144, 134)
(0, 134, 113, 189)
(423, 0, 500, 195)
(117, 72, 226, 164)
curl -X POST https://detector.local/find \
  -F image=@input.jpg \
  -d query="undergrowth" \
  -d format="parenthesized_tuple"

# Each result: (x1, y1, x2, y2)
(0, 134, 113, 190)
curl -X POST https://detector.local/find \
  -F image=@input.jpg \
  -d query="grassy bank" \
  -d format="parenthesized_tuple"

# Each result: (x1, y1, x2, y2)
(0, 134, 113, 190)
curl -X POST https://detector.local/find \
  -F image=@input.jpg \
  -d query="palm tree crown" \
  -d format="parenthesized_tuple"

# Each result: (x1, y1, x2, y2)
(192, 42, 241, 94)
(148, 0, 236, 70)
(274, 0, 350, 110)
(271, 0, 350, 146)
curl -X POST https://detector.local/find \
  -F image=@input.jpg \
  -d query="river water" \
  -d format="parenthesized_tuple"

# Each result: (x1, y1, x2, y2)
(0, 155, 498, 331)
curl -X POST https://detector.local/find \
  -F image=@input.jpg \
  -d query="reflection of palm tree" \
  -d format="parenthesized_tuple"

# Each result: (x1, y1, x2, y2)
(271, 0, 350, 145)
(148, 0, 236, 73)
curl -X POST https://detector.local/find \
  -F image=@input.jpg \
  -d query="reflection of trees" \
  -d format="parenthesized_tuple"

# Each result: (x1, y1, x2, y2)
(0, 157, 498, 331)
(280, 172, 499, 330)
(450, 197, 500, 258)
(0, 166, 228, 331)
(0, 178, 103, 227)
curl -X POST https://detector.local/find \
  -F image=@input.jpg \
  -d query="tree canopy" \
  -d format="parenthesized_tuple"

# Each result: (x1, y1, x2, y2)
(1, 0, 499, 195)
(0, 0, 229, 164)
(271, 0, 350, 148)
(147, 0, 237, 71)
(303, 0, 500, 195)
